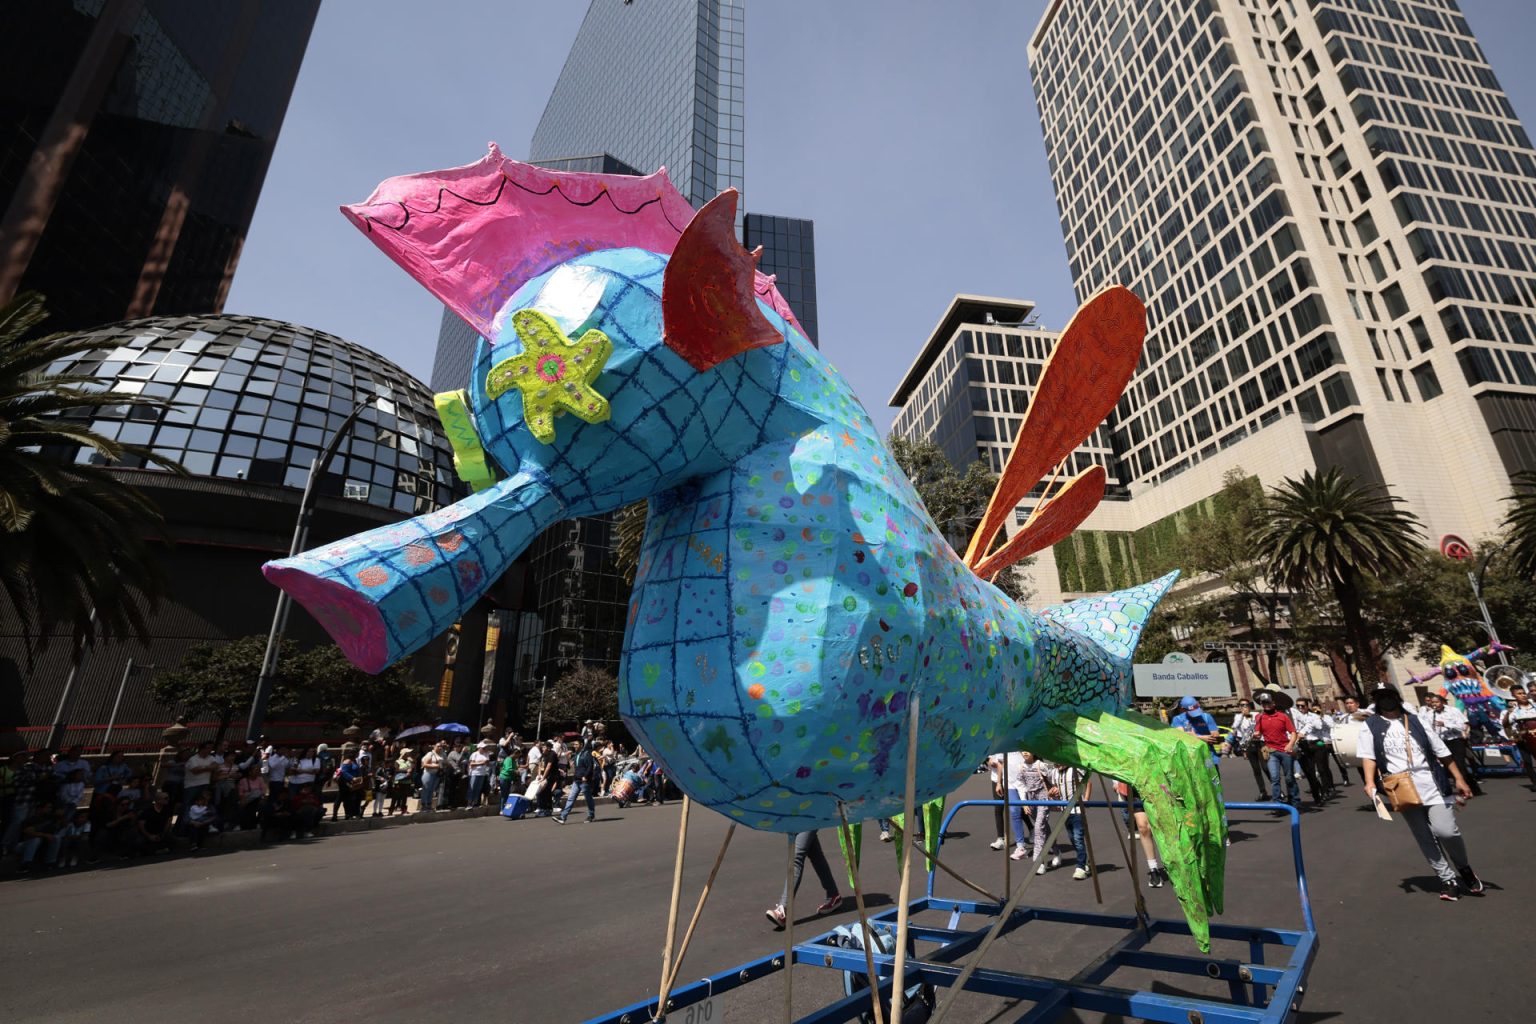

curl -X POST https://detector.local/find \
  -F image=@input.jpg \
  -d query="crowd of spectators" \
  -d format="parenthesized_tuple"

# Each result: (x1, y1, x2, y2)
(0, 720, 673, 875)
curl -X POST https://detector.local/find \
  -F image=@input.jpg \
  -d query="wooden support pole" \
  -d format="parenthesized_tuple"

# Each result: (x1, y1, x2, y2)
(1002, 762, 1012, 898)
(889, 696, 921, 1023)
(1081, 797, 1104, 906)
(928, 786, 1085, 1024)
(656, 796, 691, 1021)
(660, 823, 736, 1002)
(886, 818, 1004, 905)
(837, 803, 886, 1024)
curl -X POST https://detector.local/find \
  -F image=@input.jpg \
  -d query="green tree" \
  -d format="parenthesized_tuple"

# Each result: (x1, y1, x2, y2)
(1173, 470, 1290, 684)
(0, 293, 182, 652)
(887, 434, 1037, 599)
(153, 635, 298, 744)
(1502, 471, 1536, 580)
(1254, 468, 1423, 693)
(539, 663, 619, 730)
(887, 435, 995, 549)
(1135, 591, 1233, 665)
(294, 644, 434, 729)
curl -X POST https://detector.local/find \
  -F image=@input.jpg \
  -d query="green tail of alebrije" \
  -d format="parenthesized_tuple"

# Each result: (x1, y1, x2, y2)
(1029, 709, 1227, 952)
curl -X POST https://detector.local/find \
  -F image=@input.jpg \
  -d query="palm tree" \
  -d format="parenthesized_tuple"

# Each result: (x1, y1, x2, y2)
(0, 292, 180, 652)
(1502, 471, 1536, 579)
(1254, 467, 1422, 693)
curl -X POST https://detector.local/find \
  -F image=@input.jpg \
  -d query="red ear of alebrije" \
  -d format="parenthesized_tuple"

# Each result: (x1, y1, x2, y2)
(662, 190, 783, 371)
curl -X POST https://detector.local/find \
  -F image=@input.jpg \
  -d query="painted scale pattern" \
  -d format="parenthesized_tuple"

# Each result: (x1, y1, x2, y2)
(266, 245, 1174, 831)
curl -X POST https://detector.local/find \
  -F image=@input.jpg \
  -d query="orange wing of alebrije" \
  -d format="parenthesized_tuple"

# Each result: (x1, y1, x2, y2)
(973, 465, 1105, 578)
(963, 285, 1146, 572)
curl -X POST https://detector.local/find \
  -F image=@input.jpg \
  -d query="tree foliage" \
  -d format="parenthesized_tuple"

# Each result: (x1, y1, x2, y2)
(1503, 471, 1536, 581)
(154, 635, 298, 743)
(539, 663, 619, 728)
(1253, 468, 1423, 692)
(0, 292, 183, 653)
(294, 644, 434, 728)
(888, 434, 1036, 601)
(887, 435, 996, 550)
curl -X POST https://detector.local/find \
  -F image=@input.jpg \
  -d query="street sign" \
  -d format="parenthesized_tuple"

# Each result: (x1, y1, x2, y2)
(1133, 662, 1232, 698)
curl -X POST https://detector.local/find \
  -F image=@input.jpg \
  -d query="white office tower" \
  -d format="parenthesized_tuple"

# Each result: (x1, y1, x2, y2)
(1026, 0, 1536, 594)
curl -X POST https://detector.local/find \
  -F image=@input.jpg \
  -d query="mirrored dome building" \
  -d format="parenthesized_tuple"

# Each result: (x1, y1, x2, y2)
(4, 315, 509, 750)
(51, 314, 458, 513)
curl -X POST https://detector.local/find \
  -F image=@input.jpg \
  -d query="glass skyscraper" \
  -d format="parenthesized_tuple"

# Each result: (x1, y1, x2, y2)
(530, 0, 745, 208)
(0, 0, 320, 333)
(1027, 0, 1536, 592)
(745, 213, 818, 344)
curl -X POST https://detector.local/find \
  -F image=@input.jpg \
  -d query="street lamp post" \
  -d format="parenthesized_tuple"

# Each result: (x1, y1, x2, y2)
(1468, 545, 1510, 667)
(245, 397, 376, 744)
(534, 675, 549, 741)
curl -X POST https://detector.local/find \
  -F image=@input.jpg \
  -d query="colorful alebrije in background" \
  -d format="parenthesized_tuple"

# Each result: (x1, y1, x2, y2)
(263, 147, 1225, 948)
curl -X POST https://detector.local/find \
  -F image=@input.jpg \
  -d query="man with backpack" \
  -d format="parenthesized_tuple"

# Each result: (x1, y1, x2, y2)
(555, 739, 599, 824)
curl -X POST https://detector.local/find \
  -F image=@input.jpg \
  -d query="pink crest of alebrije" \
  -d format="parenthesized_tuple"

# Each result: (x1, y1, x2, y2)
(341, 142, 807, 342)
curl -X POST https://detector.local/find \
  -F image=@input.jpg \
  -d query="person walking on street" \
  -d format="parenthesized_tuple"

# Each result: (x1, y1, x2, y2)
(1500, 683, 1536, 789)
(764, 830, 842, 929)
(1227, 700, 1268, 800)
(1419, 693, 1483, 797)
(1255, 693, 1301, 808)
(1290, 699, 1330, 804)
(555, 739, 599, 824)
(1360, 687, 1482, 900)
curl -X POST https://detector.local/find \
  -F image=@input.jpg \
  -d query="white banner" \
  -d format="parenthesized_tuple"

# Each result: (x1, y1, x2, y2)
(1133, 662, 1232, 698)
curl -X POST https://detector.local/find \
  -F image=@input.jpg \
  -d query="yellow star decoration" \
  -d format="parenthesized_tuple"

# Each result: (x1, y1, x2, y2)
(485, 308, 612, 444)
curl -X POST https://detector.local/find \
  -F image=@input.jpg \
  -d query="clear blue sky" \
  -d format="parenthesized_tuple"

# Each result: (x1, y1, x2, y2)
(225, 0, 1536, 436)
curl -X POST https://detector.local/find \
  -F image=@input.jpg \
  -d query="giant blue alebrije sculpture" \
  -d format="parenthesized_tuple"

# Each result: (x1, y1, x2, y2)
(264, 146, 1225, 945)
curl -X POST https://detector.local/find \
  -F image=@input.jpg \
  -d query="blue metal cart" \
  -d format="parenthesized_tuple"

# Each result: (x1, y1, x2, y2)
(1470, 742, 1525, 776)
(587, 800, 1318, 1024)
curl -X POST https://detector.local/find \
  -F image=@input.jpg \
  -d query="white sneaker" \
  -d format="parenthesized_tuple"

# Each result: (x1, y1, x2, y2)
(1072, 867, 1090, 881)
(989, 837, 1006, 850)
(1036, 862, 1047, 875)
(1049, 854, 1061, 868)
(208, 826, 220, 834)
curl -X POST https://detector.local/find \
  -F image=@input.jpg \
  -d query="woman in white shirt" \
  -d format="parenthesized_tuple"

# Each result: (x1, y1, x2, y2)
(1225, 700, 1268, 800)
(1359, 688, 1480, 901)
(289, 747, 321, 794)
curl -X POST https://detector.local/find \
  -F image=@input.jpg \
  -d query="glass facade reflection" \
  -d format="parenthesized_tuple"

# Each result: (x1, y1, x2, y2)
(46, 314, 459, 516)
(0, 0, 319, 333)
(530, 0, 745, 208)
(745, 213, 819, 346)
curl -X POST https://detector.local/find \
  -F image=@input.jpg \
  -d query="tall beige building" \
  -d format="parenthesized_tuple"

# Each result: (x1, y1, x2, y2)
(1021, 0, 1536, 598)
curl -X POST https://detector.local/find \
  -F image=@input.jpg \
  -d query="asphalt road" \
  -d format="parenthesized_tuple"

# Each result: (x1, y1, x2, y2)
(4, 764, 1533, 1023)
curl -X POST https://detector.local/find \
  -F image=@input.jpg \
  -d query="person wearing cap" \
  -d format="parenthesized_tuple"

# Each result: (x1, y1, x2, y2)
(1359, 687, 1482, 900)
(467, 740, 495, 808)
(1170, 697, 1222, 764)
(1254, 692, 1301, 808)
(1170, 696, 1230, 841)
